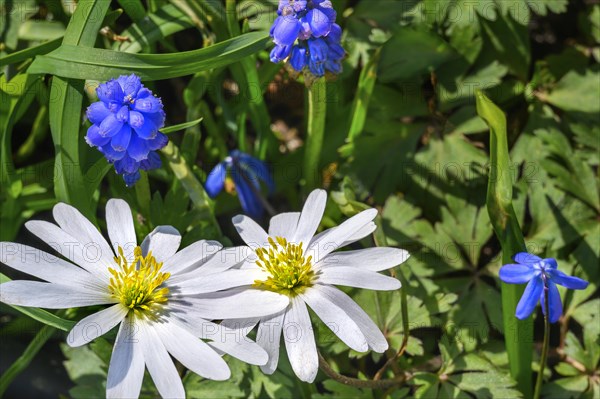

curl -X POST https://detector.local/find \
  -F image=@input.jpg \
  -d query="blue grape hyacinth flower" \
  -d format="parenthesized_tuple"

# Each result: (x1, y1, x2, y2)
(205, 150, 274, 218)
(269, 0, 345, 76)
(499, 253, 589, 323)
(85, 74, 167, 186)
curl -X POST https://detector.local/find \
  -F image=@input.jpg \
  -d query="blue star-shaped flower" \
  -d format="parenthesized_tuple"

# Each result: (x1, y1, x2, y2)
(205, 150, 274, 218)
(499, 253, 589, 323)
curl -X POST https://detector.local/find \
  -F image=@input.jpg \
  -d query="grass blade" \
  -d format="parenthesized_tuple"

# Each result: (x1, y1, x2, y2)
(48, 0, 111, 219)
(347, 51, 379, 142)
(0, 325, 55, 396)
(476, 90, 532, 398)
(0, 274, 75, 331)
(0, 38, 61, 67)
(304, 78, 327, 191)
(28, 32, 270, 81)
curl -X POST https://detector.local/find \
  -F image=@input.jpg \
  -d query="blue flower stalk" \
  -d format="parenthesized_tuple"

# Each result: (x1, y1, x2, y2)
(499, 253, 589, 323)
(85, 74, 168, 186)
(270, 0, 345, 76)
(205, 150, 275, 218)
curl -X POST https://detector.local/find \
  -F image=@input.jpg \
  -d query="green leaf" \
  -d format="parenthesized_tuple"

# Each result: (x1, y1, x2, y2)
(545, 66, 600, 113)
(160, 117, 203, 134)
(115, 3, 194, 54)
(476, 91, 532, 398)
(18, 20, 65, 41)
(0, 73, 41, 240)
(61, 342, 107, 399)
(527, 0, 569, 15)
(0, 273, 75, 331)
(28, 32, 270, 81)
(0, 0, 37, 50)
(117, 0, 146, 22)
(479, 11, 530, 80)
(346, 51, 379, 141)
(313, 380, 375, 398)
(184, 375, 246, 398)
(0, 38, 62, 66)
(304, 77, 328, 191)
(378, 28, 458, 82)
(47, 0, 112, 219)
(339, 124, 423, 202)
(0, 325, 55, 396)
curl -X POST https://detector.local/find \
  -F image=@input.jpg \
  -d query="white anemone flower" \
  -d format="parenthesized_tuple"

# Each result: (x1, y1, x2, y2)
(230, 189, 409, 382)
(0, 199, 288, 398)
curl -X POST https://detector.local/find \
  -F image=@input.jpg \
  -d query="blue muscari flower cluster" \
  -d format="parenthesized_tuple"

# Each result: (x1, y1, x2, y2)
(499, 253, 589, 323)
(85, 74, 167, 186)
(205, 150, 274, 218)
(270, 0, 345, 76)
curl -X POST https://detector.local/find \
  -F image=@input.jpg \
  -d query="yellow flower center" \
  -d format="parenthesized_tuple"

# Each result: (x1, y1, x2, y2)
(253, 236, 315, 296)
(108, 246, 170, 318)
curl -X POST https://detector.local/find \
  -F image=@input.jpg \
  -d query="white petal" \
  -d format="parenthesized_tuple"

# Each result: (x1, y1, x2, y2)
(139, 321, 185, 398)
(168, 312, 267, 366)
(342, 222, 376, 246)
(317, 267, 401, 290)
(140, 225, 181, 261)
(292, 189, 327, 247)
(183, 289, 289, 319)
(268, 212, 301, 240)
(208, 339, 268, 366)
(256, 310, 285, 374)
(317, 247, 410, 272)
(283, 297, 318, 383)
(310, 221, 377, 251)
(219, 318, 258, 336)
(0, 281, 113, 308)
(313, 284, 388, 352)
(171, 268, 267, 296)
(25, 220, 112, 283)
(232, 215, 269, 248)
(0, 242, 104, 292)
(300, 287, 368, 352)
(106, 318, 145, 399)
(106, 199, 137, 261)
(67, 304, 128, 347)
(170, 314, 255, 341)
(157, 318, 231, 380)
(161, 239, 222, 275)
(52, 203, 115, 266)
(308, 209, 378, 262)
(168, 246, 252, 285)
(200, 246, 252, 272)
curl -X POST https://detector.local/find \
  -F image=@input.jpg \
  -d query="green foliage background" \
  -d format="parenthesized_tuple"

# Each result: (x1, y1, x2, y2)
(0, 0, 598, 398)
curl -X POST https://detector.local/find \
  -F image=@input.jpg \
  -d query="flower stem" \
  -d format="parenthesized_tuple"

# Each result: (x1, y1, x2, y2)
(161, 141, 222, 236)
(318, 352, 406, 390)
(533, 287, 550, 399)
(135, 171, 152, 223)
(303, 77, 327, 192)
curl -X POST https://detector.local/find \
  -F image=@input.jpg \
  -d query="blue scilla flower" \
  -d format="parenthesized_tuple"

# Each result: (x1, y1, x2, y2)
(85, 74, 167, 186)
(205, 150, 275, 218)
(499, 253, 589, 323)
(269, 0, 345, 76)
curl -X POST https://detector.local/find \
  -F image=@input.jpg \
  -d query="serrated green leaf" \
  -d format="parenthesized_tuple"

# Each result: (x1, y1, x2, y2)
(378, 28, 458, 82)
(546, 66, 600, 113)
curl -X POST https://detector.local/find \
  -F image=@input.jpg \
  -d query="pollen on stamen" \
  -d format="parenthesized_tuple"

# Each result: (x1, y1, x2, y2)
(108, 246, 170, 319)
(253, 236, 315, 296)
